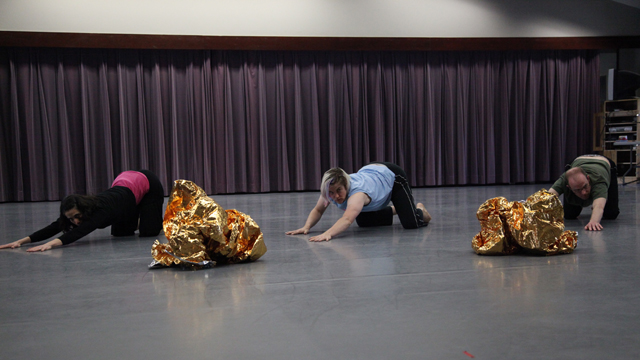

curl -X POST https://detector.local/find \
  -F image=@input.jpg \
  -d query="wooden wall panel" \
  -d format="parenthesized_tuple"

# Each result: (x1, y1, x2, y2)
(1, 31, 639, 51)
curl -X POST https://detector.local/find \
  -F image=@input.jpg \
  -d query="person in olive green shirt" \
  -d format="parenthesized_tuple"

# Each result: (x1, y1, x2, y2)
(549, 154, 619, 231)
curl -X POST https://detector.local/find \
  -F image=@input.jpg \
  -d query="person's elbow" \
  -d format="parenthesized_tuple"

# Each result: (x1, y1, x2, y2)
(341, 214, 357, 225)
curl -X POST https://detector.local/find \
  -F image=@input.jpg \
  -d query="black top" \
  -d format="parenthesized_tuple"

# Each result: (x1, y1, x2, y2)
(28, 186, 137, 245)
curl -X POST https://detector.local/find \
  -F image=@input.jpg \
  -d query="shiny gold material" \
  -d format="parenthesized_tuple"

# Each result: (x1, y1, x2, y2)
(472, 189, 577, 255)
(150, 180, 267, 269)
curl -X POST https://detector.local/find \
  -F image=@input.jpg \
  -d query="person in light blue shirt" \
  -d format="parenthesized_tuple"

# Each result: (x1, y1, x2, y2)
(286, 162, 431, 242)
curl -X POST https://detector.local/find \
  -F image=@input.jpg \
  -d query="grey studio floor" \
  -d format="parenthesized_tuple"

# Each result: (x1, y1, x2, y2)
(1, 183, 639, 360)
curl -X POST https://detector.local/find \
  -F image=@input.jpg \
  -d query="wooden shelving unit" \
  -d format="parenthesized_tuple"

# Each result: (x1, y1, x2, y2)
(601, 99, 640, 179)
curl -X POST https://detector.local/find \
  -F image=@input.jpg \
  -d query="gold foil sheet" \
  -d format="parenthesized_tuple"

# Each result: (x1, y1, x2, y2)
(472, 189, 578, 255)
(150, 180, 267, 269)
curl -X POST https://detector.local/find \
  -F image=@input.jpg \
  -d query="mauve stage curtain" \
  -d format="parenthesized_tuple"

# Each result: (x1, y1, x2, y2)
(0, 48, 599, 202)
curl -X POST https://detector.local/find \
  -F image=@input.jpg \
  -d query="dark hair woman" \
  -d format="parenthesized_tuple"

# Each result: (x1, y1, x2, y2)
(0, 170, 165, 252)
(286, 162, 431, 242)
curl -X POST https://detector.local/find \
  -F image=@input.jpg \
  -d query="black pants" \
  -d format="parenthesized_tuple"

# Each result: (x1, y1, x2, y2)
(563, 158, 620, 220)
(354, 162, 427, 229)
(111, 170, 165, 237)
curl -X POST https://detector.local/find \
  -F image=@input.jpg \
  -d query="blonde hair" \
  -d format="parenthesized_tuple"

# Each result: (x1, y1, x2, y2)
(320, 167, 350, 204)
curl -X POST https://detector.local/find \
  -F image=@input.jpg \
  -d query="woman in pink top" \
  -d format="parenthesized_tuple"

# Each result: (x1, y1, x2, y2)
(1, 170, 165, 252)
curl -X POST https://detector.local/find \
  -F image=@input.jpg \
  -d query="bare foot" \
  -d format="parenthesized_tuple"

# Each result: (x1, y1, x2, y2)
(417, 203, 431, 224)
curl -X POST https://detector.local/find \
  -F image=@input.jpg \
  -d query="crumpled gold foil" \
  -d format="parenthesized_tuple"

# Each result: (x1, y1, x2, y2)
(149, 180, 267, 269)
(472, 189, 578, 255)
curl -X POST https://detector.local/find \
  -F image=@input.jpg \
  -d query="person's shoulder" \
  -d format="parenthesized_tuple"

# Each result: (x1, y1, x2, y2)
(550, 174, 566, 192)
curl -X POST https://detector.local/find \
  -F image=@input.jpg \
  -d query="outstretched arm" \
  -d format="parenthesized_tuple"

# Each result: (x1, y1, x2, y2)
(585, 197, 606, 231)
(286, 196, 328, 235)
(26, 238, 64, 252)
(308, 192, 367, 242)
(3, 219, 65, 251)
(548, 188, 560, 197)
(0, 236, 32, 249)
(0, 236, 64, 252)
(1, 219, 65, 251)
